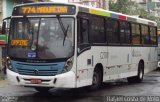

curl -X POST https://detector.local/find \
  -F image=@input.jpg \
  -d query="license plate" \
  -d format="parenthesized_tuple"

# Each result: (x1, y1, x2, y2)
(31, 79, 42, 84)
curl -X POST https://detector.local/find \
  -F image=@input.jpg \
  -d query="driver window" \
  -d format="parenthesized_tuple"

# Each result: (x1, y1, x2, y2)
(79, 19, 89, 44)
(78, 18, 90, 52)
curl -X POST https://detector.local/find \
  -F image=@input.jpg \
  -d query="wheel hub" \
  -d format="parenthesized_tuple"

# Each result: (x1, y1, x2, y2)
(93, 73, 98, 85)
(139, 69, 143, 79)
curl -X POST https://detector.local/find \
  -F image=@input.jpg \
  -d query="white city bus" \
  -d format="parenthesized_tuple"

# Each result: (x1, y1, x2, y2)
(3, 2, 157, 92)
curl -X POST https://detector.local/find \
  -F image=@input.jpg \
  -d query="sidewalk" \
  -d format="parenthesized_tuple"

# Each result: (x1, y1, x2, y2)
(0, 69, 2, 79)
(0, 70, 3, 78)
(0, 70, 8, 87)
(0, 79, 8, 88)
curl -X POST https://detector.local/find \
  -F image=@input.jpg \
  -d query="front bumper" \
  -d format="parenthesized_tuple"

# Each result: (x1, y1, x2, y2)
(7, 69, 76, 88)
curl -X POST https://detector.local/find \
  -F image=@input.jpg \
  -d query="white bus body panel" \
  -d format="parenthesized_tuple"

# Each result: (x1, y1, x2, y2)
(76, 46, 157, 87)
(7, 69, 76, 88)
(150, 47, 158, 71)
(107, 47, 132, 79)
(76, 48, 94, 87)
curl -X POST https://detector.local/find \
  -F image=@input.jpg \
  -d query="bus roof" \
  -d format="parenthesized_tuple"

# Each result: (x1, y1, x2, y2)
(14, 2, 157, 26)
(77, 4, 157, 26)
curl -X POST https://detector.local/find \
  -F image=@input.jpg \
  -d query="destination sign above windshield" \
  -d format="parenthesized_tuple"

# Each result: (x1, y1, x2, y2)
(12, 4, 76, 16)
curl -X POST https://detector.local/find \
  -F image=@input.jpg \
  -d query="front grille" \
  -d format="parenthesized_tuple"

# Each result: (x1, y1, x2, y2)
(17, 68, 58, 76)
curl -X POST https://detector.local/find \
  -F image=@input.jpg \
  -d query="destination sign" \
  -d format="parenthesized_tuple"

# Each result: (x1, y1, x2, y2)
(13, 4, 76, 15)
(11, 40, 29, 46)
(22, 6, 68, 14)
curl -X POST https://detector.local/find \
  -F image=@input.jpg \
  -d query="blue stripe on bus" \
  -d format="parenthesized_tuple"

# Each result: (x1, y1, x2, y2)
(10, 60, 65, 76)
(111, 13, 118, 19)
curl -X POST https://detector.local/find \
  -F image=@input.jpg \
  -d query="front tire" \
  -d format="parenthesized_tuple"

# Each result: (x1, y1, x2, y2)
(127, 62, 144, 83)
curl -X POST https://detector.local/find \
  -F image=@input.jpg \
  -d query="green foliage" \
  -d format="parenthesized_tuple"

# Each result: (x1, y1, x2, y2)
(109, 0, 148, 17)
(109, 0, 158, 22)
(109, 0, 130, 14)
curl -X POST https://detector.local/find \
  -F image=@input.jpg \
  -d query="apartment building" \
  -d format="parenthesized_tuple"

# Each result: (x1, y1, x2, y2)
(68, 0, 109, 10)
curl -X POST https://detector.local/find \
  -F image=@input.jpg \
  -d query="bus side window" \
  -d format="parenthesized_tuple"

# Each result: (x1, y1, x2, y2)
(131, 23, 141, 45)
(150, 27, 157, 45)
(141, 25, 149, 45)
(78, 18, 90, 53)
(106, 19, 119, 44)
(119, 21, 131, 45)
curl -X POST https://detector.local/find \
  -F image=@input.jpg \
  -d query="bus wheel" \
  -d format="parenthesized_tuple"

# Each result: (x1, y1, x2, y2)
(89, 68, 102, 90)
(127, 62, 144, 83)
(35, 87, 50, 93)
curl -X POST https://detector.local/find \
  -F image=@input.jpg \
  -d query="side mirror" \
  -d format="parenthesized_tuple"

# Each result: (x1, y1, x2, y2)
(2, 21, 6, 34)
(0, 17, 11, 45)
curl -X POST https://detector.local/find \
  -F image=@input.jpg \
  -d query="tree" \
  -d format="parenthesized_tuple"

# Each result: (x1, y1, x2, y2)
(109, 0, 157, 22)
(109, 0, 130, 14)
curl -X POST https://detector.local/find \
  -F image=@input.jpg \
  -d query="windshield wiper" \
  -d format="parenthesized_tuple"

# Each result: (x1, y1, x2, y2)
(63, 25, 69, 45)
(57, 15, 69, 46)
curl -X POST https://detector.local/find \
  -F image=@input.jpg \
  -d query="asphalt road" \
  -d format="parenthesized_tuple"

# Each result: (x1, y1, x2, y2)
(1, 69, 160, 102)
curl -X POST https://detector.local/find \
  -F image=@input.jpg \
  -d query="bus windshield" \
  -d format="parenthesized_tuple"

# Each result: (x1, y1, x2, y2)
(8, 17, 74, 59)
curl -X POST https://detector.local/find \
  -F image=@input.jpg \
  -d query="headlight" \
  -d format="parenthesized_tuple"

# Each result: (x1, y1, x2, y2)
(63, 57, 74, 73)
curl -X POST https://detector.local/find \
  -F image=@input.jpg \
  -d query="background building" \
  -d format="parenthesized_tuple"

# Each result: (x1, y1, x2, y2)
(132, 0, 160, 27)
(0, 0, 50, 25)
(0, 0, 14, 26)
(68, 0, 109, 10)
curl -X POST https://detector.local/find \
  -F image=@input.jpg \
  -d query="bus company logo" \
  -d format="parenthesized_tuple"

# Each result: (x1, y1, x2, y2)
(132, 50, 141, 57)
(34, 69, 39, 75)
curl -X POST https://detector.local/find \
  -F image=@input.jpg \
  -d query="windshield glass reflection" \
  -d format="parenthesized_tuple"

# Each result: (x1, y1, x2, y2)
(8, 17, 74, 59)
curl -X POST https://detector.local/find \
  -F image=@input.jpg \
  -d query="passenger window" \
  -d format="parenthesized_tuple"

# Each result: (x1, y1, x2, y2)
(141, 25, 149, 45)
(106, 19, 119, 44)
(90, 16, 105, 43)
(120, 21, 131, 44)
(150, 27, 157, 45)
(132, 24, 141, 45)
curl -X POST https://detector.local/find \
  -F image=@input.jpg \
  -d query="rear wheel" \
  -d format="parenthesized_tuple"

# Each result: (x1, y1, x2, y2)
(35, 87, 50, 93)
(127, 62, 144, 83)
(89, 68, 103, 90)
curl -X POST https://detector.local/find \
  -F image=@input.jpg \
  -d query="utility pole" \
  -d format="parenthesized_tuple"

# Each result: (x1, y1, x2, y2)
(106, 0, 109, 10)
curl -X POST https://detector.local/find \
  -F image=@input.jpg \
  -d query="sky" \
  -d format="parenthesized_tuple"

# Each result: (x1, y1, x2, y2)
(50, 0, 68, 3)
